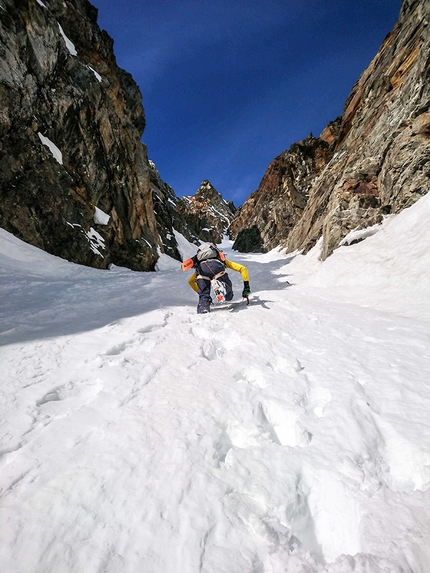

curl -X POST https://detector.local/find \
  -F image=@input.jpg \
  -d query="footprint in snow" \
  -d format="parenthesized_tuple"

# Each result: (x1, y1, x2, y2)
(235, 366, 268, 388)
(212, 425, 233, 466)
(213, 421, 261, 465)
(257, 401, 312, 448)
(201, 339, 226, 361)
(104, 312, 172, 357)
(137, 311, 172, 333)
(35, 379, 103, 416)
(104, 342, 128, 356)
(267, 356, 304, 374)
(36, 389, 61, 406)
(305, 387, 333, 418)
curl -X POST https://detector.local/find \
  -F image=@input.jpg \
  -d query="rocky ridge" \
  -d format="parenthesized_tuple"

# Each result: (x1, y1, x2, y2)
(0, 0, 174, 270)
(175, 180, 236, 244)
(147, 156, 199, 260)
(231, 0, 430, 258)
(230, 120, 340, 252)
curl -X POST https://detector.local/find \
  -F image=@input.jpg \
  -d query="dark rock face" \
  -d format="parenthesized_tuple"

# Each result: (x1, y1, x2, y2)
(0, 0, 161, 270)
(233, 225, 265, 253)
(231, 0, 430, 259)
(175, 180, 236, 244)
(147, 156, 199, 261)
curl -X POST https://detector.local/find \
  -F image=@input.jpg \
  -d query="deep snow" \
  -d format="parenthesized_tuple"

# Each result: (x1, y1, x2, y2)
(1, 194, 430, 573)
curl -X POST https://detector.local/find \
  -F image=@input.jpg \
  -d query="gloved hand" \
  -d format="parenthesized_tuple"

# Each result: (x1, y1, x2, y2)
(242, 281, 251, 297)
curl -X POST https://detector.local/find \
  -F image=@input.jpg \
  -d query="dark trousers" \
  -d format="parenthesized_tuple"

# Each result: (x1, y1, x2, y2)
(196, 260, 233, 313)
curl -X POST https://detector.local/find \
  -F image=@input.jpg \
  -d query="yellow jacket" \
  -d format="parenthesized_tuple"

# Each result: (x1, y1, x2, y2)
(188, 259, 249, 293)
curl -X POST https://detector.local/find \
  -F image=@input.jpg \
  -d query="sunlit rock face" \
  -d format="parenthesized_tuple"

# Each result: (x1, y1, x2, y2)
(175, 180, 236, 245)
(229, 127, 338, 253)
(0, 0, 162, 270)
(231, 0, 430, 258)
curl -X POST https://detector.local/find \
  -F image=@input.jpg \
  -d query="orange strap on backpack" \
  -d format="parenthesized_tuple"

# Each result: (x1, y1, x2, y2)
(181, 258, 195, 271)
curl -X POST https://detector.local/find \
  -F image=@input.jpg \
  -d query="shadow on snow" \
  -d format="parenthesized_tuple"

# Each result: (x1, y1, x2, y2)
(0, 253, 295, 346)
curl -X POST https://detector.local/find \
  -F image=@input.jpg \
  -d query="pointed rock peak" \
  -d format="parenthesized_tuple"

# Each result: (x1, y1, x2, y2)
(193, 180, 236, 213)
(175, 180, 237, 244)
(199, 179, 214, 190)
(195, 180, 222, 201)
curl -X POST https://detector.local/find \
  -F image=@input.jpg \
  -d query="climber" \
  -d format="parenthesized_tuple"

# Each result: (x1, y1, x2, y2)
(182, 243, 251, 314)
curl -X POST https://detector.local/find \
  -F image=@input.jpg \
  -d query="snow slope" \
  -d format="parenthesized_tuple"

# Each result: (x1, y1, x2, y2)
(1, 195, 430, 573)
(286, 191, 430, 321)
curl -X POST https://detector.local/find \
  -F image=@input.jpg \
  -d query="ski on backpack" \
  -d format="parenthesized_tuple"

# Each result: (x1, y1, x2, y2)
(211, 279, 226, 303)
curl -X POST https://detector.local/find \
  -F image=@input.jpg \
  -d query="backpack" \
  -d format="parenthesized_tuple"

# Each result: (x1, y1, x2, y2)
(196, 243, 225, 262)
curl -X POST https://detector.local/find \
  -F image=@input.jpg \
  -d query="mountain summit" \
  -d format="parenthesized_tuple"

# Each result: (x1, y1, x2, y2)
(175, 180, 236, 244)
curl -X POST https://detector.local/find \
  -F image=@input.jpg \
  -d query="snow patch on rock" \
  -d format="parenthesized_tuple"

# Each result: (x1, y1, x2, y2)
(37, 132, 63, 164)
(94, 207, 110, 226)
(58, 23, 77, 57)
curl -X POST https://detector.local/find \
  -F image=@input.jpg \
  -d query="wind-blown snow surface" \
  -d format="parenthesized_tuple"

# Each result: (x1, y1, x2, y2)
(1, 195, 430, 573)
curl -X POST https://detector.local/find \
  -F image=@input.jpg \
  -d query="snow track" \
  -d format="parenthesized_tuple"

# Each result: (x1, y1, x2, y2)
(1, 196, 430, 573)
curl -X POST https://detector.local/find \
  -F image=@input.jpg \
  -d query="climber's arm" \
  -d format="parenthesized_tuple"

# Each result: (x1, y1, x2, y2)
(188, 272, 199, 293)
(225, 259, 249, 282)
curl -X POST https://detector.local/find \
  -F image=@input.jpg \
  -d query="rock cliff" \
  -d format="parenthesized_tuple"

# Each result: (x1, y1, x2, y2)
(0, 0, 165, 270)
(230, 121, 340, 252)
(231, 0, 430, 258)
(175, 180, 236, 244)
(3, 0, 427, 269)
(147, 156, 199, 260)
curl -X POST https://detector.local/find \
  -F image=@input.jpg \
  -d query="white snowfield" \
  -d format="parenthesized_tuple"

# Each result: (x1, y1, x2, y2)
(1, 194, 430, 573)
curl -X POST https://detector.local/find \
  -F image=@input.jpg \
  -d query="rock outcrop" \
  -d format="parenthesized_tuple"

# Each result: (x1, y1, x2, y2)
(175, 180, 236, 244)
(231, 0, 430, 259)
(147, 156, 199, 260)
(230, 121, 339, 252)
(0, 0, 165, 270)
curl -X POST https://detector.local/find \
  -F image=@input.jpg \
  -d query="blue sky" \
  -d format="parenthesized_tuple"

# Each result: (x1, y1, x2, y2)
(91, 0, 402, 206)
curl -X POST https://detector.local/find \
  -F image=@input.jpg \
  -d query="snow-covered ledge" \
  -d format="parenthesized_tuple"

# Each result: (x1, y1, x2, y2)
(94, 206, 110, 225)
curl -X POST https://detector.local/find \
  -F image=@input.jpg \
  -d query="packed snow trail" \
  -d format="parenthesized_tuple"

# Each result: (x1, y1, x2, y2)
(1, 196, 430, 573)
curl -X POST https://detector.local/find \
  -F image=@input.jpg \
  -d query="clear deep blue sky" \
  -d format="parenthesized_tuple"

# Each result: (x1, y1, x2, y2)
(91, 0, 402, 206)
